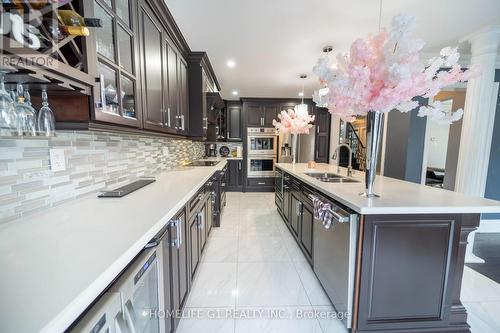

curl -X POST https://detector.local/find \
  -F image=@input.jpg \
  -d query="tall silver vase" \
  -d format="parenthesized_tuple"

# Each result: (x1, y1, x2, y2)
(361, 111, 385, 198)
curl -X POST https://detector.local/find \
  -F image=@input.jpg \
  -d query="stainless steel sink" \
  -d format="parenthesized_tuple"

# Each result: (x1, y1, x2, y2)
(316, 177, 359, 183)
(304, 172, 360, 183)
(304, 172, 342, 179)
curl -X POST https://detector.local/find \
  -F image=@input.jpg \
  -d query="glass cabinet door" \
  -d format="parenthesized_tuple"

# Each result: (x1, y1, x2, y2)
(91, 0, 139, 125)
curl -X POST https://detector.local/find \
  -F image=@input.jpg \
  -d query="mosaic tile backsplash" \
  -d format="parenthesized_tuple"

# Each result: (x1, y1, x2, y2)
(0, 131, 205, 224)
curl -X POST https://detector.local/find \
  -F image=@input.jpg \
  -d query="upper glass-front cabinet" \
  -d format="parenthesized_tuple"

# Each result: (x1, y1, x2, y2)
(85, 0, 140, 126)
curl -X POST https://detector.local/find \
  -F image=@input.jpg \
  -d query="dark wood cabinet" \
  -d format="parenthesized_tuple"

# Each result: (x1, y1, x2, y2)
(189, 213, 199, 278)
(246, 103, 263, 127)
(83, 0, 142, 128)
(188, 52, 220, 139)
(137, 1, 188, 134)
(165, 41, 178, 129)
(263, 104, 279, 126)
(245, 102, 279, 127)
(161, 224, 174, 333)
(138, 2, 166, 132)
(178, 58, 189, 134)
(46, 0, 201, 138)
(226, 101, 243, 141)
(227, 160, 244, 191)
(290, 193, 301, 236)
(282, 175, 291, 224)
(300, 202, 314, 258)
(205, 193, 213, 238)
(168, 208, 188, 331)
(314, 107, 331, 163)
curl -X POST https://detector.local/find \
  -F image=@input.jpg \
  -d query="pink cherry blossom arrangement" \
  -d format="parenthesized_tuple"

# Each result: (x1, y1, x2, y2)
(272, 109, 315, 134)
(312, 14, 478, 124)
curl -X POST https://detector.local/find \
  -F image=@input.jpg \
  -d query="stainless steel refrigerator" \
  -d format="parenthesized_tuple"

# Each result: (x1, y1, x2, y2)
(277, 126, 316, 163)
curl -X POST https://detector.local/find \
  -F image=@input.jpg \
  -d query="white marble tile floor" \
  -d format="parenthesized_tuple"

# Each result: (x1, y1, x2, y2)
(178, 192, 500, 333)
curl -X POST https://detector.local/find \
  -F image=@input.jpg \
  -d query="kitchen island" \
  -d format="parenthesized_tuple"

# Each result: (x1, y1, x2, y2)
(275, 163, 500, 333)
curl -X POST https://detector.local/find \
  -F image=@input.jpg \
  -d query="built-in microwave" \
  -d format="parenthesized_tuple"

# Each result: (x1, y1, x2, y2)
(248, 155, 276, 178)
(247, 127, 277, 155)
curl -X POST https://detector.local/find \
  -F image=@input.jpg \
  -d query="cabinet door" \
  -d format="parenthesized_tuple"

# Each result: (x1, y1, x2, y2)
(227, 160, 238, 188)
(189, 215, 199, 278)
(300, 203, 313, 260)
(139, 3, 165, 131)
(169, 220, 180, 332)
(178, 210, 189, 307)
(206, 195, 213, 237)
(290, 193, 301, 236)
(90, 0, 141, 127)
(161, 226, 174, 333)
(283, 184, 290, 224)
(178, 58, 189, 134)
(227, 104, 242, 141)
(165, 41, 178, 130)
(246, 103, 263, 127)
(198, 203, 207, 251)
(170, 209, 188, 330)
(315, 107, 331, 163)
(263, 104, 279, 127)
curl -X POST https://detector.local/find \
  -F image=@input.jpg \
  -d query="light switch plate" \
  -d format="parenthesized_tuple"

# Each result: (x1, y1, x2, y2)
(49, 149, 66, 172)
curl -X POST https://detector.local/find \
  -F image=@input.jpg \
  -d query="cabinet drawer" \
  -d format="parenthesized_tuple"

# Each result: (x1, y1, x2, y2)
(188, 188, 205, 217)
(248, 178, 275, 187)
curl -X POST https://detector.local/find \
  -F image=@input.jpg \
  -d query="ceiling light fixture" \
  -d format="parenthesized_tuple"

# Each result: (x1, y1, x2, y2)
(294, 74, 308, 116)
(226, 60, 236, 68)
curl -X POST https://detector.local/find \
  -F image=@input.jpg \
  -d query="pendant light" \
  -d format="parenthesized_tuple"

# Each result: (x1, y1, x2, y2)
(312, 46, 334, 108)
(294, 74, 308, 116)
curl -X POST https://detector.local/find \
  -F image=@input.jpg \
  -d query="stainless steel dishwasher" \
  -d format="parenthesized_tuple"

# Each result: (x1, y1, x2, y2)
(310, 194, 358, 329)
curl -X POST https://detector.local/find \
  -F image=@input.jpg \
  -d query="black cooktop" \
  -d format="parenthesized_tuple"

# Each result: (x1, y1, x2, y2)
(185, 161, 220, 167)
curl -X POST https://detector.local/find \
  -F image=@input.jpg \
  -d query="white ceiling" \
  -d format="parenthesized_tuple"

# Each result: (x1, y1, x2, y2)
(165, 0, 500, 100)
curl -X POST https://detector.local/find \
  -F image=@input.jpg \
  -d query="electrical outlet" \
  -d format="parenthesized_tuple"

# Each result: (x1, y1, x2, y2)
(162, 147, 169, 157)
(49, 149, 66, 172)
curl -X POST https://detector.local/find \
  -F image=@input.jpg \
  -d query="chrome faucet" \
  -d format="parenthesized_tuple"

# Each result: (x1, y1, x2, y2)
(332, 143, 353, 177)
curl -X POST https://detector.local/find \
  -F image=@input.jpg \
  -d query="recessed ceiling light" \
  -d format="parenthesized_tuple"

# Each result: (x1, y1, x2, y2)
(232, 90, 239, 95)
(226, 60, 236, 68)
(298, 92, 304, 97)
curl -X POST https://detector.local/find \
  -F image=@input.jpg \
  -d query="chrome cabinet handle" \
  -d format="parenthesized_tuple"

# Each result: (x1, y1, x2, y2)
(257, 182, 265, 185)
(181, 115, 185, 130)
(167, 108, 171, 127)
(197, 212, 204, 229)
(177, 217, 182, 248)
(238, 162, 242, 170)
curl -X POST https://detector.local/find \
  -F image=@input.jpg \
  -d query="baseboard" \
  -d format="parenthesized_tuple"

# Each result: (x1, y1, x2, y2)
(479, 219, 500, 233)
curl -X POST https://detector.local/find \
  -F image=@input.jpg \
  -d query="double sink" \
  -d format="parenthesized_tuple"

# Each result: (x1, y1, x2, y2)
(304, 172, 359, 183)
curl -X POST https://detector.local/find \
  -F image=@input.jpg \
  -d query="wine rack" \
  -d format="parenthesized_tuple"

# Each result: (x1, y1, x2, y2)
(1, 1, 94, 95)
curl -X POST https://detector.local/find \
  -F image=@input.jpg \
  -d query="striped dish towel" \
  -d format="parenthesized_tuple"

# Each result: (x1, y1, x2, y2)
(312, 197, 335, 229)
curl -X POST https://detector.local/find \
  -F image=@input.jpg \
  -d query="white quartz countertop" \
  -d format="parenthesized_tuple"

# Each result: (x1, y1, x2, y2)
(276, 163, 500, 215)
(0, 159, 227, 333)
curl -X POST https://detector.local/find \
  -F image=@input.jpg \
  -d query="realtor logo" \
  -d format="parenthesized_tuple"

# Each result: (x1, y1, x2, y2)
(0, 12, 43, 49)
(0, 5, 59, 69)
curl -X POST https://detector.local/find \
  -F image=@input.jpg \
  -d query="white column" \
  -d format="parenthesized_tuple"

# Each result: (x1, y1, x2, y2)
(456, 26, 500, 264)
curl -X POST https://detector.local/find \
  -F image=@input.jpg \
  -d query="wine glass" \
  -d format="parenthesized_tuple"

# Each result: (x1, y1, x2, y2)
(14, 84, 37, 136)
(0, 72, 17, 136)
(37, 89, 55, 136)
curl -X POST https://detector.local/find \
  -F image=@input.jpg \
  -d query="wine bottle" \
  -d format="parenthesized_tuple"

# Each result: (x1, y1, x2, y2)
(83, 18, 102, 28)
(11, 0, 71, 10)
(57, 10, 93, 36)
